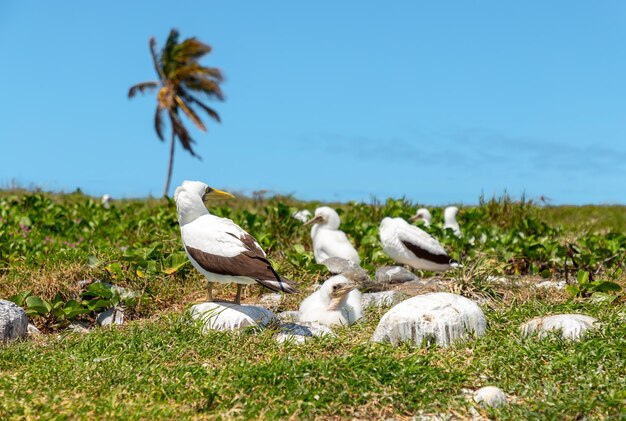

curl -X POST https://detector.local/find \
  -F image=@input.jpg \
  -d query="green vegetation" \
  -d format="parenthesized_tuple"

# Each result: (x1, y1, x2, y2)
(0, 190, 625, 419)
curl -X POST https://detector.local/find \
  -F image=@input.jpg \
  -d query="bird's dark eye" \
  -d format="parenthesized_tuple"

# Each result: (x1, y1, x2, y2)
(205, 187, 213, 194)
(333, 285, 339, 290)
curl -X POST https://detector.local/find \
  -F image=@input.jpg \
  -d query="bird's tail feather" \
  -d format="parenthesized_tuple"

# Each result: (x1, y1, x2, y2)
(256, 278, 299, 294)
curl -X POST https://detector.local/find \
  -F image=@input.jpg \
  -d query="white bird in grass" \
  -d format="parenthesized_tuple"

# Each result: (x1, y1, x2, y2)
(175, 180, 298, 305)
(379, 217, 457, 272)
(410, 208, 432, 226)
(101, 194, 112, 209)
(444, 206, 462, 237)
(304, 207, 361, 265)
(298, 275, 363, 327)
(292, 209, 312, 223)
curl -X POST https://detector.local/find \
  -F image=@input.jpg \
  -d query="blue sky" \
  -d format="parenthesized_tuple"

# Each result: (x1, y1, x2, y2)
(1, 1, 625, 205)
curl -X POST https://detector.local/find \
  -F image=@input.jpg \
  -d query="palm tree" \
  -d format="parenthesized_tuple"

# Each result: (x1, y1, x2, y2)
(128, 29, 224, 197)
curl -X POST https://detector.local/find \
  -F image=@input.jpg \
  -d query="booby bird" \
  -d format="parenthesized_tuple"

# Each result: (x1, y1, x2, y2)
(379, 217, 457, 272)
(175, 180, 298, 304)
(298, 275, 363, 327)
(409, 208, 432, 226)
(101, 194, 112, 209)
(444, 206, 462, 237)
(304, 207, 361, 265)
(292, 209, 312, 223)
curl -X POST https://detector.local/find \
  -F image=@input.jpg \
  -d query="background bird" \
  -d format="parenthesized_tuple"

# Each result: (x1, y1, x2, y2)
(298, 275, 363, 327)
(292, 209, 312, 223)
(175, 180, 298, 304)
(304, 207, 361, 265)
(409, 208, 432, 226)
(101, 194, 112, 209)
(379, 217, 457, 272)
(444, 206, 462, 237)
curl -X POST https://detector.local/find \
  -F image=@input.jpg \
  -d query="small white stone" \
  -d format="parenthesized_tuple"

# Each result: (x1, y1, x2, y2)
(473, 386, 507, 407)
(276, 311, 299, 322)
(361, 291, 407, 309)
(190, 302, 277, 332)
(371, 292, 486, 347)
(534, 280, 566, 290)
(68, 321, 91, 333)
(521, 314, 598, 341)
(375, 266, 419, 284)
(97, 307, 125, 326)
(321, 257, 361, 274)
(27, 323, 42, 337)
(257, 293, 283, 309)
(275, 322, 334, 344)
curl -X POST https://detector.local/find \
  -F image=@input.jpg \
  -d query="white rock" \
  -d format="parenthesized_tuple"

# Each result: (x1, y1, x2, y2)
(27, 323, 42, 337)
(521, 314, 598, 341)
(375, 266, 419, 284)
(361, 291, 408, 309)
(473, 386, 507, 407)
(68, 320, 91, 333)
(258, 293, 283, 308)
(0, 300, 28, 343)
(275, 322, 334, 344)
(190, 302, 277, 332)
(276, 311, 299, 322)
(371, 292, 487, 347)
(97, 307, 125, 326)
(321, 257, 361, 274)
(534, 280, 566, 290)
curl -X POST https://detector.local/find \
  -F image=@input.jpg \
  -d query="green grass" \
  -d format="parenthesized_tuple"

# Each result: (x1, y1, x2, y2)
(0, 301, 624, 419)
(0, 190, 625, 419)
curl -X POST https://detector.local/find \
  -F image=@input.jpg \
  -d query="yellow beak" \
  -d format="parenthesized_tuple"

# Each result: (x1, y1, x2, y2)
(303, 215, 324, 226)
(203, 188, 235, 203)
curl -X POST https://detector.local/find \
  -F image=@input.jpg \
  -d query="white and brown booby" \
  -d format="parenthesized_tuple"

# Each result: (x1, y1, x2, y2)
(304, 207, 360, 265)
(379, 217, 457, 272)
(174, 180, 298, 304)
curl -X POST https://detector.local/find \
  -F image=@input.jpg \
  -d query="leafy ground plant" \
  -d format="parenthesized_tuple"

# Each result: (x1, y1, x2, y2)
(0, 190, 625, 418)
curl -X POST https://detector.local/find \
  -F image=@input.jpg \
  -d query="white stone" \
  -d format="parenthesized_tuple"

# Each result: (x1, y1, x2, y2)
(361, 291, 408, 309)
(534, 280, 566, 290)
(276, 311, 299, 322)
(521, 314, 598, 341)
(190, 302, 277, 332)
(258, 293, 283, 308)
(275, 322, 334, 344)
(97, 307, 125, 326)
(473, 386, 507, 407)
(27, 323, 42, 337)
(371, 292, 487, 347)
(376, 266, 419, 284)
(0, 300, 28, 343)
(68, 320, 91, 333)
(322, 257, 361, 274)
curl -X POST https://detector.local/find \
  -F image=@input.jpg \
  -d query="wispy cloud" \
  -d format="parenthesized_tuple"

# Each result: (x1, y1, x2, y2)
(305, 129, 626, 175)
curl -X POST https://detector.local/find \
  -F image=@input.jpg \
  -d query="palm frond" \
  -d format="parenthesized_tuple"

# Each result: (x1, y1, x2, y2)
(182, 78, 224, 100)
(162, 29, 181, 76)
(172, 38, 211, 62)
(183, 94, 221, 123)
(128, 81, 159, 98)
(168, 110, 197, 156)
(149, 38, 165, 80)
(174, 96, 207, 131)
(171, 64, 223, 82)
(154, 108, 165, 141)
